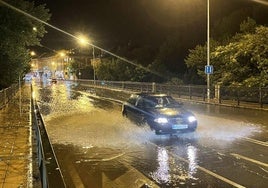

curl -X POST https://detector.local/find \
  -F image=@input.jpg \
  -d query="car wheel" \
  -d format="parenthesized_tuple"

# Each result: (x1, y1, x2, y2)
(122, 109, 127, 117)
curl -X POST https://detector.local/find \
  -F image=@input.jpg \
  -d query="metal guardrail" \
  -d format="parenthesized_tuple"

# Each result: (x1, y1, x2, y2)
(0, 84, 19, 109)
(31, 85, 66, 188)
(76, 79, 268, 109)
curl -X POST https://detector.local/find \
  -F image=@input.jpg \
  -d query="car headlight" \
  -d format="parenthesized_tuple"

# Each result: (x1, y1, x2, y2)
(188, 116, 197, 123)
(154, 117, 168, 124)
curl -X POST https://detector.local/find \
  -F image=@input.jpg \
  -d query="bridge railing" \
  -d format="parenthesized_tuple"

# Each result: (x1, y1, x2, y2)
(76, 79, 267, 109)
(31, 85, 66, 188)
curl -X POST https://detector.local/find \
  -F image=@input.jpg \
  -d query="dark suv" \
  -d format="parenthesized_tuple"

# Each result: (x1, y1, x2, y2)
(122, 93, 197, 135)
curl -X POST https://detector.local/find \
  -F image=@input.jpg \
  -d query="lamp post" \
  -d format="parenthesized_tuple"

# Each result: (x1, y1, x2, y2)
(77, 34, 96, 84)
(59, 51, 66, 79)
(207, 0, 210, 101)
(92, 46, 96, 85)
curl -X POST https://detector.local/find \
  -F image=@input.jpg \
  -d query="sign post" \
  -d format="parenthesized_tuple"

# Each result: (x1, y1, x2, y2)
(205, 65, 213, 101)
(205, 65, 213, 74)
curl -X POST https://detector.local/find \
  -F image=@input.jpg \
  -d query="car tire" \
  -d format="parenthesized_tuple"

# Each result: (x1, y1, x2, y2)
(122, 109, 127, 117)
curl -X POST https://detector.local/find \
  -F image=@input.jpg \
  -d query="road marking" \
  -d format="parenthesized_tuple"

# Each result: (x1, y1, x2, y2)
(102, 163, 160, 188)
(196, 165, 245, 188)
(149, 142, 246, 188)
(242, 137, 268, 147)
(230, 153, 268, 168)
(82, 152, 125, 162)
(102, 152, 125, 161)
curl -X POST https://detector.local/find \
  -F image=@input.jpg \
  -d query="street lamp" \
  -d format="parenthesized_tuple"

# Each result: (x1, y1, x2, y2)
(77, 35, 96, 84)
(59, 51, 66, 79)
(30, 51, 36, 56)
(78, 35, 89, 46)
(206, 0, 211, 101)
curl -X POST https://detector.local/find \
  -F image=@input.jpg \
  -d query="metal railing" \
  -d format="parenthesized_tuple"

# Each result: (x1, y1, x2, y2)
(0, 84, 19, 109)
(76, 79, 268, 109)
(219, 86, 268, 108)
(31, 85, 66, 188)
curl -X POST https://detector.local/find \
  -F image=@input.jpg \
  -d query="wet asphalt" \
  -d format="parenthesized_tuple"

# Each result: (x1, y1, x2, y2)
(33, 81, 268, 188)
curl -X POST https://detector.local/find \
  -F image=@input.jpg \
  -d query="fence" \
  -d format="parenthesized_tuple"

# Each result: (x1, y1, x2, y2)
(0, 84, 19, 109)
(77, 79, 268, 109)
(219, 86, 268, 108)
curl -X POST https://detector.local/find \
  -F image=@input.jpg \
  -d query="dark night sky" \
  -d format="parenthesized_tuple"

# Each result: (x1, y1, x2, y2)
(32, 0, 268, 53)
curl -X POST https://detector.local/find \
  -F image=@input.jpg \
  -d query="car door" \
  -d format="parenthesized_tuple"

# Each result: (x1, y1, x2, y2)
(123, 95, 139, 119)
(132, 97, 148, 124)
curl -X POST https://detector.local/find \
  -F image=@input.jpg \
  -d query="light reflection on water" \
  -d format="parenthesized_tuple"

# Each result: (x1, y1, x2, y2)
(35, 82, 96, 117)
(149, 144, 199, 186)
(187, 145, 198, 178)
(151, 147, 170, 183)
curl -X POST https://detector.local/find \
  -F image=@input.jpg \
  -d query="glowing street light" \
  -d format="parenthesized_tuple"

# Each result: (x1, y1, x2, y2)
(59, 52, 66, 57)
(30, 51, 36, 56)
(77, 35, 90, 46)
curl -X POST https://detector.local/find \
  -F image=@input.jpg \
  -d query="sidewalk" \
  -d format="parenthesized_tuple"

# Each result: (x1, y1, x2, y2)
(0, 84, 36, 187)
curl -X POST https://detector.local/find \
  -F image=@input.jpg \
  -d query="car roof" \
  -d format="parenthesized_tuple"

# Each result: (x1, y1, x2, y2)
(135, 93, 169, 97)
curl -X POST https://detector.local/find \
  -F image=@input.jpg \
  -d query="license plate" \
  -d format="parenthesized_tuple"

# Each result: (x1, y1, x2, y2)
(172, 124, 188, 129)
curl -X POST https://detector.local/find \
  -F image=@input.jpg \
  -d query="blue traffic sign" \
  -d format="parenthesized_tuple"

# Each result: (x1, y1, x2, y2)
(205, 65, 213, 74)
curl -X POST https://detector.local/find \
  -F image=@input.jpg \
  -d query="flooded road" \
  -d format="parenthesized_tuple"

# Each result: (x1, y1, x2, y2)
(33, 81, 268, 188)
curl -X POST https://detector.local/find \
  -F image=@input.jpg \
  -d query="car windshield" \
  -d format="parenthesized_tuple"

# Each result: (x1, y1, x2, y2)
(144, 96, 182, 108)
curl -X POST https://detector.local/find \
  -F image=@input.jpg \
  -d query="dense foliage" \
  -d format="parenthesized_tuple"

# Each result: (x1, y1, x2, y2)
(0, 0, 50, 89)
(185, 18, 268, 87)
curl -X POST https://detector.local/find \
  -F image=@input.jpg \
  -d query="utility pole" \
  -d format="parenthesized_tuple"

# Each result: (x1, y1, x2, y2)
(207, 0, 210, 101)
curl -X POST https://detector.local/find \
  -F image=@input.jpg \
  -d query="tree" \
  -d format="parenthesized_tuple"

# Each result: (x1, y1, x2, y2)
(0, 0, 50, 89)
(213, 25, 268, 87)
(184, 39, 219, 84)
(154, 34, 190, 76)
(185, 18, 268, 87)
(95, 58, 147, 81)
(212, 8, 252, 41)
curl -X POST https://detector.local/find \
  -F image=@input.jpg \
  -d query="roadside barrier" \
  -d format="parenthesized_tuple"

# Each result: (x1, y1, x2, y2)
(31, 85, 66, 188)
(74, 79, 268, 110)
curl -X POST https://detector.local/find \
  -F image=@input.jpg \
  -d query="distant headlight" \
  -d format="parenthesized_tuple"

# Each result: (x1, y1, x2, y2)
(188, 116, 197, 123)
(154, 117, 168, 124)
